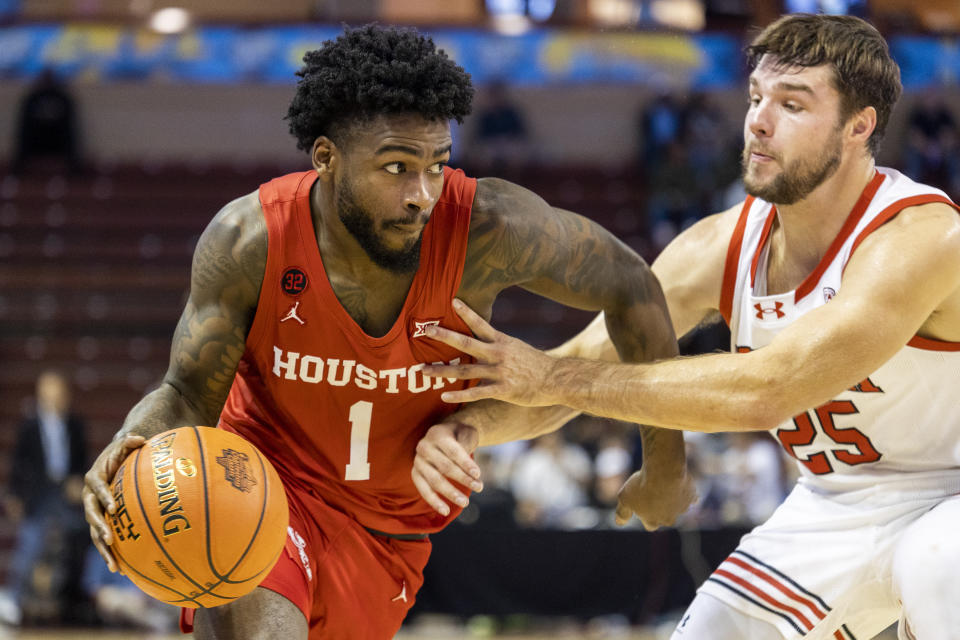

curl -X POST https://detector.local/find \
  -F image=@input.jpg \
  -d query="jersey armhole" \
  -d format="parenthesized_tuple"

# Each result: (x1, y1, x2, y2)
(845, 193, 960, 352)
(446, 171, 477, 297)
(243, 188, 282, 355)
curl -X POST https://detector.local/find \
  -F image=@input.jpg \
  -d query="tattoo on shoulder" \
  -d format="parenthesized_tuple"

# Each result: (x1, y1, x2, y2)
(170, 200, 265, 420)
(464, 194, 646, 303)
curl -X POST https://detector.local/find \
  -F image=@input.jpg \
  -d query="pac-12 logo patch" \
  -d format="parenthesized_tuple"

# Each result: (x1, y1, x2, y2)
(281, 267, 308, 296)
(823, 287, 836, 302)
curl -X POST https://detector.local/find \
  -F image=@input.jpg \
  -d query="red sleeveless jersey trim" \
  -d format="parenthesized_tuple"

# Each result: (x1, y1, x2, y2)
(792, 170, 884, 302)
(220, 167, 478, 534)
(720, 196, 754, 326)
(843, 192, 960, 352)
(723, 171, 886, 323)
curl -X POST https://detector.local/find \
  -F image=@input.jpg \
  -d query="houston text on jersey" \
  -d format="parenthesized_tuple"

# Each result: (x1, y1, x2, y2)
(272, 347, 460, 394)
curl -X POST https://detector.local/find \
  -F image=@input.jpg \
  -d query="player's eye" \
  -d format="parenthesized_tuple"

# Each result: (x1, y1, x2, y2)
(384, 163, 404, 175)
(427, 162, 446, 175)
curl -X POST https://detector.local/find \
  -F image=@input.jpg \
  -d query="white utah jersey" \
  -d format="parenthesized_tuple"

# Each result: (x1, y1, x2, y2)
(721, 167, 960, 493)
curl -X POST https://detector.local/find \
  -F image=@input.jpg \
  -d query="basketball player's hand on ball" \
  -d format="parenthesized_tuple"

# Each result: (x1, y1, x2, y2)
(82, 433, 146, 572)
(413, 422, 483, 516)
(423, 299, 557, 407)
(614, 465, 697, 530)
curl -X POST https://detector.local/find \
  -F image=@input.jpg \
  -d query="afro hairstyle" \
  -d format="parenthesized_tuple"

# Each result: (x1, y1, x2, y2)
(286, 23, 474, 152)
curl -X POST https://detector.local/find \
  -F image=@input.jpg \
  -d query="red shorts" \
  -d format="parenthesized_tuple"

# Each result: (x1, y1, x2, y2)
(180, 486, 432, 639)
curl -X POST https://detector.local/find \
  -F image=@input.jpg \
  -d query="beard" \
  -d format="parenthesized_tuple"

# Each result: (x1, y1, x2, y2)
(742, 132, 842, 205)
(336, 179, 424, 274)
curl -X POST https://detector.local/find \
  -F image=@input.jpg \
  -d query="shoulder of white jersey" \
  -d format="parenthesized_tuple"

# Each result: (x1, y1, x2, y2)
(875, 166, 954, 204)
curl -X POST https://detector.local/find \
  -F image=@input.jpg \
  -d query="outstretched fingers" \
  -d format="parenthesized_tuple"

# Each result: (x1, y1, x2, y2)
(422, 325, 492, 362)
(412, 423, 485, 515)
(439, 384, 499, 404)
(412, 458, 456, 516)
(423, 299, 503, 361)
(450, 298, 500, 341)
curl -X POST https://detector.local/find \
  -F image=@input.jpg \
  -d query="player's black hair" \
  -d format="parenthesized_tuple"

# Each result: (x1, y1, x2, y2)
(286, 24, 474, 152)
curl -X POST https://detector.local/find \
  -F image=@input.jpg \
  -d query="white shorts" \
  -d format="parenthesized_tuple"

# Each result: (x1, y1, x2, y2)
(696, 477, 959, 640)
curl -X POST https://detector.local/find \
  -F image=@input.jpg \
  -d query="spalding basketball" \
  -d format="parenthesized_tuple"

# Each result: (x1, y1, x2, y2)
(106, 426, 288, 608)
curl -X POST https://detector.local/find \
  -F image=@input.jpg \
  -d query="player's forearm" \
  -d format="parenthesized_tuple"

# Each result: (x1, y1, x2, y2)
(451, 399, 580, 448)
(601, 274, 691, 468)
(116, 381, 215, 441)
(549, 351, 783, 433)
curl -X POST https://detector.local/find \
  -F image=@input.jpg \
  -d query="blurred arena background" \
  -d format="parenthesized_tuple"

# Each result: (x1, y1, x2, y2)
(1, 0, 959, 637)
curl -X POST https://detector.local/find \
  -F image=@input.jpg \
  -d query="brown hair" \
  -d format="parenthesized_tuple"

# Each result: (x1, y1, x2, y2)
(747, 14, 902, 156)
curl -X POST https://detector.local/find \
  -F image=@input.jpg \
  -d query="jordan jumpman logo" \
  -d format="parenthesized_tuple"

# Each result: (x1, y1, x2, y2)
(391, 581, 408, 603)
(281, 301, 305, 325)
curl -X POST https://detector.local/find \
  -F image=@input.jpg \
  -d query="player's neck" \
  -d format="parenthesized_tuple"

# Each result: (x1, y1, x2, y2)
(772, 154, 876, 266)
(310, 180, 411, 285)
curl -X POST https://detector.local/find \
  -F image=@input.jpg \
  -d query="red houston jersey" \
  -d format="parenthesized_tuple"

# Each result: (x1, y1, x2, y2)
(219, 167, 477, 534)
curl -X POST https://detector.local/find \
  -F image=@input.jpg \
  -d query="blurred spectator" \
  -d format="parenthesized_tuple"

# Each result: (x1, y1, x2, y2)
(717, 432, 789, 527)
(675, 432, 727, 529)
(510, 431, 592, 528)
(646, 141, 702, 251)
(11, 68, 83, 175)
(638, 90, 685, 169)
(456, 447, 519, 529)
(81, 547, 177, 632)
(470, 80, 531, 174)
(475, 439, 525, 492)
(682, 93, 726, 185)
(681, 92, 742, 208)
(592, 432, 633, 526)
(0, 370, 89, 626)
(901, 91, 960, 196)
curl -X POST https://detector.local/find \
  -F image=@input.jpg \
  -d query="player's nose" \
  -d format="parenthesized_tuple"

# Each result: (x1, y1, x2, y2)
(747, 101, 774, 138)
(404, 173, 435, 213)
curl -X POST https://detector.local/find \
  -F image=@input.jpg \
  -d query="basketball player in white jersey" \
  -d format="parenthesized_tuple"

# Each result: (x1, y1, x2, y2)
(412, 14, 960, 640)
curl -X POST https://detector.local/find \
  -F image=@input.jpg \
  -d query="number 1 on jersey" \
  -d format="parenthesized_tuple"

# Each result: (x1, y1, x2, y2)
(344, 400, 372, 481)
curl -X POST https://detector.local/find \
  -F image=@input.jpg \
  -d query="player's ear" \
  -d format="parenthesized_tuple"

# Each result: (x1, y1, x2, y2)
(848, 106, 876, 148)
(312, 137, 337, 179)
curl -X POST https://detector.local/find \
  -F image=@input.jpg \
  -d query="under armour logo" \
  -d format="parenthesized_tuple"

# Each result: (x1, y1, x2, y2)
(754, 301, 785, 319)
(412, 319, 440, 338)
(281, 301, 306, 325)
(391, 581, 408, 603)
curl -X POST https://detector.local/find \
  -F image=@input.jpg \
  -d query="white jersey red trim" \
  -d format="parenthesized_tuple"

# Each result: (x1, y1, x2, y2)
(721, 167, 960, 493)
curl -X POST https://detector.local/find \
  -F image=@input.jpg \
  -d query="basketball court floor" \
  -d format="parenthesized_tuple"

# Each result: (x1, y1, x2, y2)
(0, 620, 900, 639)
(0, 629, 662, 640)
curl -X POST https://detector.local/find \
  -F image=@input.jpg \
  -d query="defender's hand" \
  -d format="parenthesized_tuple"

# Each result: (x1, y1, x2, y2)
(82, 434, 146, 572)
(412, 422, 483, 516)
(615, 466, 697, 530)
(423, 299, 557, 407)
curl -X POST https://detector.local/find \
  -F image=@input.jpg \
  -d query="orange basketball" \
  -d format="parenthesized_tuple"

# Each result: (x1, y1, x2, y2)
(106, 426, 289, 608)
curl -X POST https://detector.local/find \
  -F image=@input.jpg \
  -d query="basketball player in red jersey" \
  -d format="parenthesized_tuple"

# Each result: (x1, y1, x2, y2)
(415, 15, 960, 639)
(81, 25, 694, 639)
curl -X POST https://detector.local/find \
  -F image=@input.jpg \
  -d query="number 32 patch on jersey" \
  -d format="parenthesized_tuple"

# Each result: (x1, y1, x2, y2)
(282, 267, 308, 296)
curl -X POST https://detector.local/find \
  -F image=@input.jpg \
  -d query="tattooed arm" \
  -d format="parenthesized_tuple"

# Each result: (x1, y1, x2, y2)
(413, 178, 694, 528)
(456, 178, 682, 435)
(83, 192, 266, 570)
